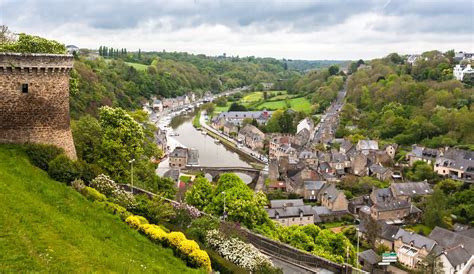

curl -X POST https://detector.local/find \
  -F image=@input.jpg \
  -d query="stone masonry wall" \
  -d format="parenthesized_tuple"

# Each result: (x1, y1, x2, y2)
(0, 53, 77, 159)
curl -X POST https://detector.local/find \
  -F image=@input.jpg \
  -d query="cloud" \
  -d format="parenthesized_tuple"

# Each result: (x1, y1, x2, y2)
(1, 0, 472, 59)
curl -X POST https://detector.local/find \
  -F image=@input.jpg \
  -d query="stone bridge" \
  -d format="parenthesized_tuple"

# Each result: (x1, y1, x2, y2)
(182, 166, 262, 185)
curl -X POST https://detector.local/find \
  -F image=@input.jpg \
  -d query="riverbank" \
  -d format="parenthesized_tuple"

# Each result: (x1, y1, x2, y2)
(192, 111, 201, 128)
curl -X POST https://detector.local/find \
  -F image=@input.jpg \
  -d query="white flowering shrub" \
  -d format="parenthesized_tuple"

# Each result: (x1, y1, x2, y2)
(90, 174, 136, 209)
(205, 229, 274, 271)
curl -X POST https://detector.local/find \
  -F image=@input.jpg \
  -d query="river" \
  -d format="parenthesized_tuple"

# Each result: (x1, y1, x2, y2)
(157, 114, 253, 183)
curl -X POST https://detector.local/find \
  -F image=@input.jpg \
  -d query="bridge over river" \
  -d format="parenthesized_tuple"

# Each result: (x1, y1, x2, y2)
(182, 165, 263, 186)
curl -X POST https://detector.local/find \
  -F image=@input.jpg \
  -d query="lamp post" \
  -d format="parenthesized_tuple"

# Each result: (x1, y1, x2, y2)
(356, 227, 360, 270)
(222, 191, 226, 221)
(129, 158, 135, 194)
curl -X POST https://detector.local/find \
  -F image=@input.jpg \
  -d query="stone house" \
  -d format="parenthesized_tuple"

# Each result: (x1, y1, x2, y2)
(434, 148, 474, 181)
(351, 152, 369, 176)
(223, 121, 238, 136)
(298, 150, 319, 165)
(429, 227, 474, 274)
(303, 181, 326, 201)
(267, 181, 287, 192)
(369, 188, 412, 222)
(216, 110, 272, 126)
(406, 145, 440, 166)
(266, 199, 314, 226)
(238, 124, 265, 150)
(390, 181, 433, 202)
(394, 229, 437, 269)
(169, 147, 188, 168)
(369, 163, 393, 181)
(152, 99, 163, 112)
(356, 140, 379, 154)
(358, 249, 381, 273)
(318, 183, 348, 212)
(296, 117, 314, 137)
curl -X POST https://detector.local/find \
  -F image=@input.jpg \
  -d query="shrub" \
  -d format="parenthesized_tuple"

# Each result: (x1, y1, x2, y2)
(205, 248, 248, 274)
(25, 143, 64, 170)
(90, 174, 116, 196)
(80, 186, 106, 202)
(100, 201, 128, 216)
(48, 155, 82, 183)
(177, 239, 200, 257)
(125, 215, 149, 229)
(71, 179, 85, 192)
(189, 249, 212, 272)
(139, 224, 169, 243)
(187, 216, 220, 243)
(167, 231, 186, 248)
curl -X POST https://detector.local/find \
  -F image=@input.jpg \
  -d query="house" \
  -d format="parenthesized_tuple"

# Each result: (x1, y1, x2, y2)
(358, 249, 381, 273)
(369, 163, 393, 181)
(296, 117, 314, 136)
(406, 145, 440, 166)
(318, 183, 348, 212)
(434, 148, 474, 182)
(454, 51, 474, 61)
(238, 124, 265, 150)
(155, 128, 168, 154)
(369, 188, 412, 223)
(356, 140, 379, 154)
(217, 110, 272, 126)
(429, 227, 474, 274)
(222, 121, 238, 136)
(303, 181, 325, 201)
(169, 147, 188, 168)
(394, 229, 438, 269)
(152, 99, 163, 112)
(266, 205, 315, 226)
(270, 199, 304, 208)
(339, 139, 354, 154)
(66, 45, 80, 54)
(453, 64, 474, 82)
(351, 152, 369, 176)
(406, 54, 420, 64)
(293, 128, 311, 147)
(267, 181, 287, 192)
(390, 181, 433, 202)
(298, 150, 319, 165)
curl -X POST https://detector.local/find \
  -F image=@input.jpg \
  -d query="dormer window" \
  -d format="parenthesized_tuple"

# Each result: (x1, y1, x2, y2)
(22, 83, 28, 93)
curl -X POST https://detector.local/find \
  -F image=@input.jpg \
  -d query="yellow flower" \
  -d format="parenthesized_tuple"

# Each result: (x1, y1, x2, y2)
(125, 215, 148, 229)
(189, 249, 212, 272)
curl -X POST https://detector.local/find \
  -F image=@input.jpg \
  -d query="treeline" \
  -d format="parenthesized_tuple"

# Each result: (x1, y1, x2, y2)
(339, 51, 474, 148)
(71, 51, 297, 118)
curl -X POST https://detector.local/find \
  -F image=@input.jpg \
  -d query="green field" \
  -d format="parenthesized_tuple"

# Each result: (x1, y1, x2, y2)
(214, 102, 232, 113)
(0, 145, 202, 273)
(241, 91, 264, 105)
(256, 97, 312, 113)
(125, 62, 149, 71)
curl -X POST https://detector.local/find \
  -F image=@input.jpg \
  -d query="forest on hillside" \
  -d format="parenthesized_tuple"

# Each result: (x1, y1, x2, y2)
(338, 51, 474, 149)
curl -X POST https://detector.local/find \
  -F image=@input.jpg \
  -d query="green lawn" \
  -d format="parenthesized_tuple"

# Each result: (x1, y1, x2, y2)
(241, 91, 263, 105)
(0, 145, 203, 273)
(214, 102, 232, 113)
(125, 62, 149, 71)
(256, 97, 312, 113)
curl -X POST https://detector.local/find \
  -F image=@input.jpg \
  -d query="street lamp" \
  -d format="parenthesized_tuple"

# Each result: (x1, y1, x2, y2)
(356, 227, 360, 270)
(129, 158, 135, 194)
(222, 191, 226, 221)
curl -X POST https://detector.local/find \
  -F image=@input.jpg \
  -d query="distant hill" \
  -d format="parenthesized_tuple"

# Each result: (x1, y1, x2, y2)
(284, 59, 349, 72)
(0, 145, 202, 273)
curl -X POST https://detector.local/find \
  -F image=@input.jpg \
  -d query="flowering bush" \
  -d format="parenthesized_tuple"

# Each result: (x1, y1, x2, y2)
(90, 174, 136, 209)
(172, 203, 202, 219)
(139, 224, 168, 243)
(189, 249, 212, 272)
(71, 179, 85, 192)
(177, 239, 200, 257)
(125, 215, 148, 229)
(206, 229, 273, 271)
(167, 231, 186, 248)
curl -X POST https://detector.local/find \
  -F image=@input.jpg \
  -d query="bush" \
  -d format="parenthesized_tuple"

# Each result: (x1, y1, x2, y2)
(99, 201, 128, 216)
(139, 224, 168, 243)
(125, 215, 148, 229)
(71, 179, 85, 192)
(80, 186, 106, 202)
(91, 174, 136, 209)
(187, 216, 220, 243)
(205, 248, 248, 274)
(177, 239, 200, 257)
(189, 249, 212, 272)
(167, 231, 187, 248)
(48, 155, 82, 183)
(25, 143, 64, 170)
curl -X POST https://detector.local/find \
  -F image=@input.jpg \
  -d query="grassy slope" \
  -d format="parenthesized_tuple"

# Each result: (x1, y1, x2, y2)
(256, 97, 312, 113)
(0, 145, 202, 273)
(125, 62, 149, 71)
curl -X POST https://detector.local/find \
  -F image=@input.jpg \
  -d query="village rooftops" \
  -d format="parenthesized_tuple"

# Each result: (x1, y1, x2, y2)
(395, 229, 437, 252)
(429, 227, 474, 269)
(358, 249, 381, 265)
(217, 110, 272, 121)
(170, 147, 188, 158)
(270, 199, 304, 208)
(390, 181, 433, 197)
(357, 140, 379, 151)
(266, 205, 314, 219)
(304, 181, 325, 191)
(373, 199, 410, 212)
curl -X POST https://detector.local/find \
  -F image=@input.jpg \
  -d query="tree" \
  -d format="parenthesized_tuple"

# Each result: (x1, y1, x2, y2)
(419, 252, 444, 274)
(185, 177, 214, 210)
(0, 25, 14, 44)
(328, 65, 339, 76)
(72, 115, 102, 163)
(228, 102, 247, 111)
(97, 106, 145, 184)
(214, 96, 227, 107)
(147, 195, 176, 223)
(0, 33, 66, 54)
(436, 179, 462, 195)
(423, 188, 452, 229)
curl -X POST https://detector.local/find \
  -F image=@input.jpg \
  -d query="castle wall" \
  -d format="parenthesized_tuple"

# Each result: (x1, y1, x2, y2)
(0, 53, 77, 159)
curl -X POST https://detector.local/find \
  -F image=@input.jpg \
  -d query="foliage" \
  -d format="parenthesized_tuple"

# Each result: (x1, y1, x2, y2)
(185, 176, 214, 210)
(171, 203, 202, 228)
(146, 195, 176, 224)
(338, 176, 389, 196)
(90, 174, 136, 209)
(0, 33, 66, 54)
(187, 216, 220, 243)
(125, 215, 149, 229)
(192, 111, 201, 128)
(204, 247, 249, 274)
(80, 186, 107, 202)
(0, 146, 200, 272)
(204, 173, 271, 229)
(205, 229, 274, 271)
(47, 155, 82, 183)
(25, 143, 64, 171)
(423, 188, 452, 229)
(405, 161, 439, 182)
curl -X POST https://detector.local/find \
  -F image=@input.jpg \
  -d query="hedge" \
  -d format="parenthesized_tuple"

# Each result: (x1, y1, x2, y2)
(80, 186, 106, 202)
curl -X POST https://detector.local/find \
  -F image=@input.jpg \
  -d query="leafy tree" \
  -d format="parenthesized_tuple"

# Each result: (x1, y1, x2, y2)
(436, 179, 463, 195)
(0, 33, 66, 54)
(228, 102, 247, 111)
(146, 195, 176, 223)
(185, 176, 214, 210)
(47, 155, 82, 183)
(328, 65, 339, 76)
(72, 115, 102, 163)
(423, 188, 452, 229)
(214, 96, 227, 107)
(406, 161, 438, 182)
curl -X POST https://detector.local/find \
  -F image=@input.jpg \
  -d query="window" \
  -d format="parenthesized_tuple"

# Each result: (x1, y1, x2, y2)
(21, 83, 28, 93)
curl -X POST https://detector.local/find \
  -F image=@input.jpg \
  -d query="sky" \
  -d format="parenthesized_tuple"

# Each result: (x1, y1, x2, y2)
(1, 0, 473, 60)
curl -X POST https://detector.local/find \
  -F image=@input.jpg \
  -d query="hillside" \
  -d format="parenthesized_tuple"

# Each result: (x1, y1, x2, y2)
(0, 145, 203, 273)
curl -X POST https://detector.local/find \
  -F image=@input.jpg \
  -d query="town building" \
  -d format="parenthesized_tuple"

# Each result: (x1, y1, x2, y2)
(369, 163, 393, 181)
(394, 229, 438, 269)
(215, 110, 272, 126)
(434, 148, 474, 182)
(152, 99, 163, 112)
(358, 249, 381, 273)
(406, 145, 441, 166)
(266, 199, 314, 226)
(389, 181, 433, 202)
(319, 183, 348, 212)
(238, 124, 265, 150)
(453, 64, 474, 82)
(169, 147, 188, 168)
(303, 181, 326, 201)
(356, 140, 379, 155)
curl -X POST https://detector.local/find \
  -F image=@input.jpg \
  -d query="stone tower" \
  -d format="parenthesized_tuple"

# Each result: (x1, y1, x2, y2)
(0, 53, 77, 159)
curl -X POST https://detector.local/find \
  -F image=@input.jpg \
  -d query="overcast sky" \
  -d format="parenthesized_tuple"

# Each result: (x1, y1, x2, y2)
(1, 0, 473, 60)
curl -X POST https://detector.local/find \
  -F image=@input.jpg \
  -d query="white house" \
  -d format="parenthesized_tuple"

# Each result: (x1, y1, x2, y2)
(453, 64, 474, 81)
(406, 54, 420, 64)
(297, 117, 314, 136)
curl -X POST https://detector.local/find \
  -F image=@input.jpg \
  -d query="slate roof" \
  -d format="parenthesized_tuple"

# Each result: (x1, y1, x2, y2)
(357, 140, 379, 150)
(304, 181, 325, 191)
(374, 199, 410, 211)
(170, 147, 188, 158)
(313, 206, 332, 216)
(270, 199, 304, 208)
(395, 229, 437, 252)
(372, 188, 394, 204)
(358, 249, 381, 265)
(391, 181, 433, 197)
(266, 205, 314, 218)
(163, 168, 180, 182)
(379, 223, 400, 241)
(429, 227, 474, 255)
(320, 183, 341, 202)
(369, 164, 390, 175)
(457, 228, 474, 239)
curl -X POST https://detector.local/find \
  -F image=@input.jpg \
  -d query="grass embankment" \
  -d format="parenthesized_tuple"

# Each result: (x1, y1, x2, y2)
(0, 145, 202, 273)
(125, 62, 149, 71)
(192, 111, 201, 128)
(256, 97, 312, 113)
